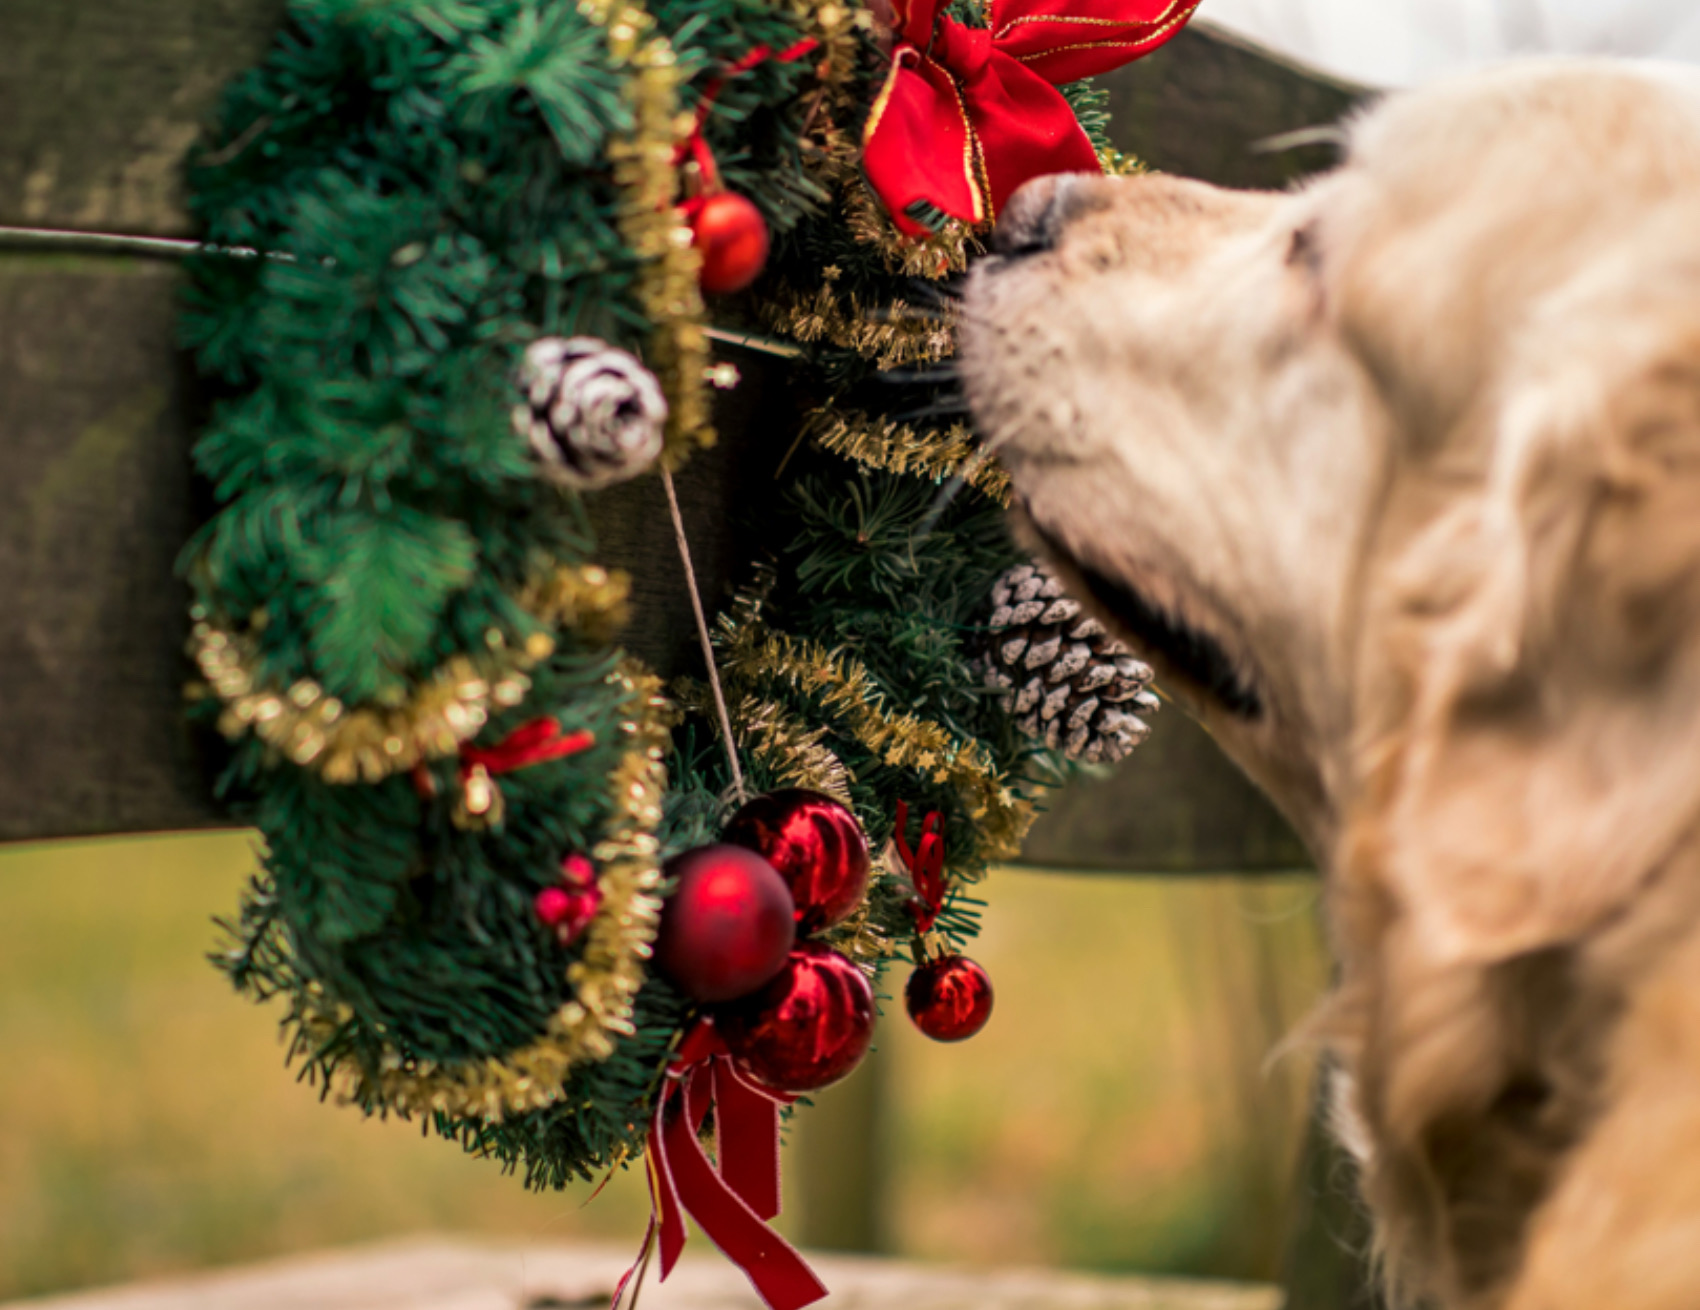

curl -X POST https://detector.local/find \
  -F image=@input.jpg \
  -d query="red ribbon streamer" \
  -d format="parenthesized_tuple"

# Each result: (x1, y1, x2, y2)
(618, 1021, 827, 1310)
(460, 716, 594, 775)
(677, 38, 822, 198)
(861, 0, 1200, 235)
(894, 800, 948, 932)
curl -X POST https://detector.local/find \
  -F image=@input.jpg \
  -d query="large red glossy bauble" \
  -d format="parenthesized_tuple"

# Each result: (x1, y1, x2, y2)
(652, 845, 796, 1003)
(905, 954, 994, 1042)
(716, 944, 876, 1092)
(723, 789, 871, 934)
(692, 192, 770, 295)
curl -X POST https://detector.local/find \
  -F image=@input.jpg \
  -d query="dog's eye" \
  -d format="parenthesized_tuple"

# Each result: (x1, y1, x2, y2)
(1287, 221, 1322, 274)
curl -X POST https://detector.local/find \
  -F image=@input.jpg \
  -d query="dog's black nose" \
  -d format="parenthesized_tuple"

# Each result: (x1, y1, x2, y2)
(992, 174, 1075, 258)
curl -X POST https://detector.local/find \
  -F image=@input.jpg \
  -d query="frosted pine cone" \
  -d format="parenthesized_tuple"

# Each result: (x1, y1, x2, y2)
(514, 337, 667, 490)
(982, 562, 1159, 765)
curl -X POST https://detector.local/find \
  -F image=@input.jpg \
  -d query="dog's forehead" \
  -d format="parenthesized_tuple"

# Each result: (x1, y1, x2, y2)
(1343, 60, 1700, 201)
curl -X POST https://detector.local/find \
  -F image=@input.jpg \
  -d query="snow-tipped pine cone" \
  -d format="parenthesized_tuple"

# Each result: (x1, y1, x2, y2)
(513, 336, 666, 490)
(982, 562, 1159, 765)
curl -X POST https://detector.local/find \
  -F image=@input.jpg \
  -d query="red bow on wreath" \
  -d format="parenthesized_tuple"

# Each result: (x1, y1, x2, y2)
(616, 1020, 827, 1310)
(893, 800, 948, 932)
(862, 0, 1201, 235)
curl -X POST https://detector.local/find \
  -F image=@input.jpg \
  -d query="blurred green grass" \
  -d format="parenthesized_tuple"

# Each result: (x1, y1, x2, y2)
(0, 833, 1324, 1300)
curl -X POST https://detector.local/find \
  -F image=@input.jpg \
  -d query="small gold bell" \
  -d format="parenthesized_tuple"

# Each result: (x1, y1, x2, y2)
(452, 763, 507, 831)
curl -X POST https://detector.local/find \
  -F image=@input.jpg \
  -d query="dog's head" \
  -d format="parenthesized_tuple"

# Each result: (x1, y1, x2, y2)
(964, 64, 1700, 1301)
(964, 61, 1700, 962)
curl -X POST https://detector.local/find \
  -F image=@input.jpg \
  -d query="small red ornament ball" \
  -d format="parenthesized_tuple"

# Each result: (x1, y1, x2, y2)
(535, 853, 603, 946)
(692, 192, 769, 295)
(653, 845, 796, 1003)
(717, 944, 876, 1092)
(905, 955, 994, 1042)
(724, 790, 871, 934)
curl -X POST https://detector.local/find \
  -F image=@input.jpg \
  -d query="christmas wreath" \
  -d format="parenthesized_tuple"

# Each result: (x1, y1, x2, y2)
(179, 1, 1194, 1304)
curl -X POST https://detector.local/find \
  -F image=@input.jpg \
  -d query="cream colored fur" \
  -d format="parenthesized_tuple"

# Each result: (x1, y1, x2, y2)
(961, 61, 1700, 1310)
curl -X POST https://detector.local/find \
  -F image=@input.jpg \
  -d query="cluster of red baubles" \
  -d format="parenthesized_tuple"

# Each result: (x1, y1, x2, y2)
(652, 789, 875, 1091)
(537, 789, 995, 1093)
(642, 790, 996, 1094)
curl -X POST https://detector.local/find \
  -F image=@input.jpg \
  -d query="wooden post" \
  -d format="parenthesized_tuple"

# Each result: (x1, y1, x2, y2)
(790, 1045, 893, 1253)
(1280, 1073, 1384, 1310)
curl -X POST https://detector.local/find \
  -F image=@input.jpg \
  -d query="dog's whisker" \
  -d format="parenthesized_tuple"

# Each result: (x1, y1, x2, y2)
(911, 443, 1004, 549)
(906, 277, 965, 307)
(878, 364, 961, 386)
(911, 473, 971, 550)
(1251, 123, 1349, 156)
(868, 304, 954, 325)
(890, 396, 972, 423)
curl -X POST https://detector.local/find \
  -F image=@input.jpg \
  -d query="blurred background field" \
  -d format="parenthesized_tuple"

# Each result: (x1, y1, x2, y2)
(0, 834, 1324, 1302)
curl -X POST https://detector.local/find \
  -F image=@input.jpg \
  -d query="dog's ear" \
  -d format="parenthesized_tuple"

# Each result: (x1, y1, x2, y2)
(1369, 297, 1700, 964)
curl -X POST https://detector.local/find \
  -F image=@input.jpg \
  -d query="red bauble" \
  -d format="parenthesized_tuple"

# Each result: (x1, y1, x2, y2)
(716, 944, 876, 1092)
(905, 955, 994, 1042)
(653, 845, 796, 1003)
(692, 192, 769, 294)
(724, 790, 871, 934)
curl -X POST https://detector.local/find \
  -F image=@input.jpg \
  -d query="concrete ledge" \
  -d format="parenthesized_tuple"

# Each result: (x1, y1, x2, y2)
(3, 1238, 1282, 1310)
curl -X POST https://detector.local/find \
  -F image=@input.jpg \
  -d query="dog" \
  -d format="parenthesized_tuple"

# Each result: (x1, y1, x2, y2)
(961, 60, 1700, 1310)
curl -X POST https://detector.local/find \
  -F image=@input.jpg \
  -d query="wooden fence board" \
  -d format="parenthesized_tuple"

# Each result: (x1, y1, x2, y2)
(0, 0, 287, 238)
(0, 253, 215, 838)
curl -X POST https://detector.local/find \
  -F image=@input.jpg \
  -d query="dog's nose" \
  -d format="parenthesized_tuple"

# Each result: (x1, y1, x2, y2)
(992, 174, 1076, 258)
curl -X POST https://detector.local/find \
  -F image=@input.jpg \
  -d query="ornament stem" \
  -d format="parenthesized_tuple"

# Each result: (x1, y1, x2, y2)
(661, 466, 746, 802)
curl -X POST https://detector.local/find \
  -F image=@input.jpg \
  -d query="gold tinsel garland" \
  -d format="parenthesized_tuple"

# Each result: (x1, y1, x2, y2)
(675, 680, 856, 806)
(806, 407, 1011, 504)
(716, 599, 1037, 873)
(296, 662, 673, 1121)
(766, 265, 957, 369)
(188, 565, 633, 786)
(586, 0, 713, 465)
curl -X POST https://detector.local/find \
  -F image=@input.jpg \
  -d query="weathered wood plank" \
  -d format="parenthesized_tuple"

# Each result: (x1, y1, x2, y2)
(0, 0, 287, 237)
(1023, 710, 1311, 873)
(0, 253, 217, 838)
(0, 1237, 1282, 1310)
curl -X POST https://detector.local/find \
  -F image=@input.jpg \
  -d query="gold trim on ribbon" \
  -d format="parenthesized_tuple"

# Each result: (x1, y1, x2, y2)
(993, 0, 1199, 42)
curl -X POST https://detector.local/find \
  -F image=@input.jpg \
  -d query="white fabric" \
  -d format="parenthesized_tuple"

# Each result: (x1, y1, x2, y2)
(1198, 0, 1700, 86)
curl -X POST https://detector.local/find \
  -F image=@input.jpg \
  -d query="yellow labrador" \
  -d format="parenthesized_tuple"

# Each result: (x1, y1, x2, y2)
(962, 61, 1700, 1310)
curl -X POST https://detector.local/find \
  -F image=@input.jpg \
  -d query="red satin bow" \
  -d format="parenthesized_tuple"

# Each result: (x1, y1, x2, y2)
(616, 1020, 827, 1310)
(862, 0, 1200, 235)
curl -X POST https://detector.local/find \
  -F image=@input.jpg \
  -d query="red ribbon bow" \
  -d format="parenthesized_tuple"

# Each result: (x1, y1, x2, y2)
(862, 0, 1200, 235)
(676, 38, 821, 197)
(459, 716, 593, 775)
(616, 1020, 827, 1310)
(413, 716, 594, 824)
(894, 800, 948, 932)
